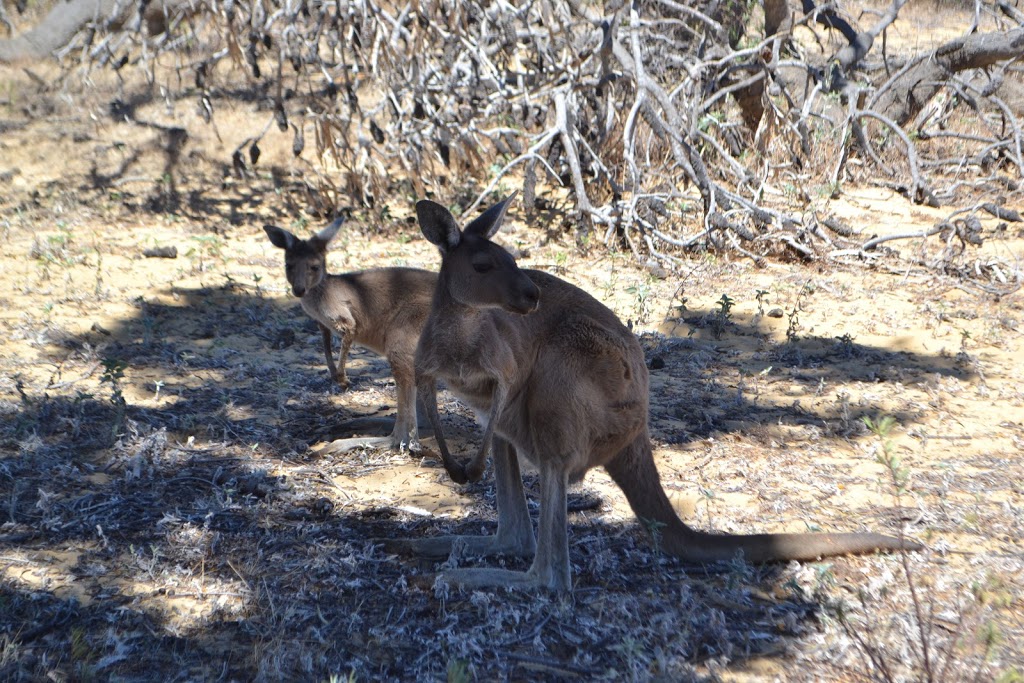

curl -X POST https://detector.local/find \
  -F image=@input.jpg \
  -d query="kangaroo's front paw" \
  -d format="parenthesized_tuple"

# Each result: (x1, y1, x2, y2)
(332, 373, 350, 390)
(418, 447, 470, 484)
(446, 461, 470, 485)
(465, 458, 486, 483)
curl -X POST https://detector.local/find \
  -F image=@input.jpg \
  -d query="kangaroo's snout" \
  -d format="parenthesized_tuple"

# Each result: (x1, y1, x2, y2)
(505, 277, 541, 315)
(292, 285, 306, 297)
(512, 280, 544, 315)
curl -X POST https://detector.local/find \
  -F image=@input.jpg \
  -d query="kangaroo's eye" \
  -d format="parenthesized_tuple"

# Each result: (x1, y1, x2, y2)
(472, 262, 493, 274)
(311, 265, 320, 273)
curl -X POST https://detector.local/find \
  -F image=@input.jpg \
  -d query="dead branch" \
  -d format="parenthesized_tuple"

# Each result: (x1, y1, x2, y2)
(861, 226, 945, 251)
(981, 202, 1022, 221)
(852, 108, 935, 205)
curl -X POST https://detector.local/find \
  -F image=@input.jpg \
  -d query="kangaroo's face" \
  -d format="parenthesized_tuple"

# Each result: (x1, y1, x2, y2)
(443, 231, 539, 314)
(416, 193, 539, 315)
(263, 219, 344, 298)
(282, 241, 326, 297)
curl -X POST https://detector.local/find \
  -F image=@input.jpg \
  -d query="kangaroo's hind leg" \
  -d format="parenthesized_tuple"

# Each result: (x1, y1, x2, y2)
(382, 438, 536, 559)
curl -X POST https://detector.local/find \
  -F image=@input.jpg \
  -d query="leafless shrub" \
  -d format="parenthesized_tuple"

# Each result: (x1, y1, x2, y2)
(17, 0, 1013, 273)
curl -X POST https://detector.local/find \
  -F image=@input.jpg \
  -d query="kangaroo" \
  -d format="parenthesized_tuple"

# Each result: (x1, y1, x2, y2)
(264, 219, 437, 452)
(396, 194, 922, 592)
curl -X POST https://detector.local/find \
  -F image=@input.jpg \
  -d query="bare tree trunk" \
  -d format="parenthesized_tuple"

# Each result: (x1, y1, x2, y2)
(873, 28, 1024, 126)
(762, 0, 791, 39)
(723, 0, 782, 131)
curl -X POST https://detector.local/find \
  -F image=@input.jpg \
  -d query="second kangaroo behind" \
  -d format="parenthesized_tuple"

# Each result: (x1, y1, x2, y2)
(264, 219, 436, 451)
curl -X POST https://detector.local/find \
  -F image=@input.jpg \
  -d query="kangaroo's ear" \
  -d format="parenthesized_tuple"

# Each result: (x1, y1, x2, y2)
(263, 224, 296, 250)
(464, 191, 518, 240)
(313, 216, 345, 249)
(416, 200, 462, 253)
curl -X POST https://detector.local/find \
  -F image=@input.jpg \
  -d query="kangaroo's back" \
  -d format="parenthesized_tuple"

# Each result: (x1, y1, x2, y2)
(332, 267, 436, 352)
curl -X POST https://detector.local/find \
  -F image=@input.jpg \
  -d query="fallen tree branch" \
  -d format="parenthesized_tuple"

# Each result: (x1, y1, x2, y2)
(872, 27, 1024, 125)
(23, 0, 1019, 278)
(0, 0, 192, 62)
(981, 202, 1022, 221)
(852, 108, 935, 205)
(861, 226, 945, 251)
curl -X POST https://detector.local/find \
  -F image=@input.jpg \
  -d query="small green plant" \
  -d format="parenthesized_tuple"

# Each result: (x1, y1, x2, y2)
(602, 260, 620, 301)
(447, 657, 471, 683)
(576, 230, 592, 250)
(782, 576, 805, 599)
(959, 328, 971, 351)
(833, 414, 1003, 682)
(785, 282, 813, 343)
(48, 222, 75, 257)
(0, 633, 21, 670)
(755, 288, 769, 316)
(100, 358, 127, 399)
(611, 636, 649, 676)
(724, 551, 755, 590)
(101, 357, 129, 443)
(641, 516, 667, 557)
(834, 333, 856, 358)
(186, 234, 225, 273)
(625, 280, 652, 324)
(712, 293, 735, 339)
(30, 223, 78, 280)
(863, 415, 908, 493)
(93, 241, 105, 298)
(786, 306, 801, 342)
(996, 667, 1024, 683)
(814, 564, 838, 594)
(70, 626, 95, 666)
(697, 111, 724, 133)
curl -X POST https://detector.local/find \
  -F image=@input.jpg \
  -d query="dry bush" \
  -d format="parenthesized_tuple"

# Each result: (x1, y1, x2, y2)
(15, 0, 1015, 272)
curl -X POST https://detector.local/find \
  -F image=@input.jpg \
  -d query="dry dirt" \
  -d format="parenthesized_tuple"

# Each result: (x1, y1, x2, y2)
(2, 9, 1024, 683)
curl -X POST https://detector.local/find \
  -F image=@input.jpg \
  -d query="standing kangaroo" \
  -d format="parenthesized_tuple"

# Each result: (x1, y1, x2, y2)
(400, 194, 921, 592)
(264, 219, 437, 451)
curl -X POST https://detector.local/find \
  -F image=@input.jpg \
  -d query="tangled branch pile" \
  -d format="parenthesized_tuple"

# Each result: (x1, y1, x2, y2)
(11, 0, 1024, 270)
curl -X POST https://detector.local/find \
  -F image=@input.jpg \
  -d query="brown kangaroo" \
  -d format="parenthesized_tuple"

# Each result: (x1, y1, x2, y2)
(399, 194, 921, 592)
(264, 219, 437, 452)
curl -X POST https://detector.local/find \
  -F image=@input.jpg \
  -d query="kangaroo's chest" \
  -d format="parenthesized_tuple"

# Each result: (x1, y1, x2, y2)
(438, 357, 497, 411)
(301, 294, 368, 340)
(421, 339, 493, 408)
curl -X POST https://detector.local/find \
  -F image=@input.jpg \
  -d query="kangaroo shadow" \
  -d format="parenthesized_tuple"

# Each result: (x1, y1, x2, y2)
(0, 414, 806, 681)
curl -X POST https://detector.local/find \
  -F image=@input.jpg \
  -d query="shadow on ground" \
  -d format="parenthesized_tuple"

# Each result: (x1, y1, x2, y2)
(0, 285, 959, 680)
